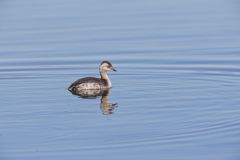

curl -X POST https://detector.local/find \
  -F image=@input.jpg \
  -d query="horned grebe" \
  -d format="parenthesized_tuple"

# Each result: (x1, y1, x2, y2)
(68, 61, 116, 93)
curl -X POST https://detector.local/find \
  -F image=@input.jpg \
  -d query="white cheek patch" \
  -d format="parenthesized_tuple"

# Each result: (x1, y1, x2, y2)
(100, 63, 110, 71)
(105, 66, 111, 71)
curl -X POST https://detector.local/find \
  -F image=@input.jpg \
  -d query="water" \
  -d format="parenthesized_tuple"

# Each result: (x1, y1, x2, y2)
(1, 0, 240, 159)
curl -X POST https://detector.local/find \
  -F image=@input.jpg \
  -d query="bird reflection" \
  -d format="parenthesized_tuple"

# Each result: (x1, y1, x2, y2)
(69, 89, 118, 115)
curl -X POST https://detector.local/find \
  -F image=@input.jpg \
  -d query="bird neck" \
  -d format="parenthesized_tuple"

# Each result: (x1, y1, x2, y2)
(100, 71, 112, 88)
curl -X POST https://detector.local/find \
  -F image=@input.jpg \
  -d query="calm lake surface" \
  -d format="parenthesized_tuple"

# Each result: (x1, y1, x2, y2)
(1, 0, 240, 159)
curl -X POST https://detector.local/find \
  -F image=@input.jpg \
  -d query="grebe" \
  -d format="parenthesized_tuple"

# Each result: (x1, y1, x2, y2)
(68, 61, 116, 93)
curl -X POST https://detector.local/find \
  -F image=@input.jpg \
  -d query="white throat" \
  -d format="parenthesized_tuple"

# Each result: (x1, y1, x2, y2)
(100, 71, 112, 88)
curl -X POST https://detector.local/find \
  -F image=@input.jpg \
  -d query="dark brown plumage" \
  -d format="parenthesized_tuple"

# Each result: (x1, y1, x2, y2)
(68, 77, 107, 92)
(68, 61, 116, 95)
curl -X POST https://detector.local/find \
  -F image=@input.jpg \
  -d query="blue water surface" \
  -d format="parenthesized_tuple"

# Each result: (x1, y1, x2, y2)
(0, 0, 240, 160)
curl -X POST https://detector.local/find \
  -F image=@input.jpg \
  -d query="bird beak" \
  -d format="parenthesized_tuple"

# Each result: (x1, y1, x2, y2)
(112, 67, 117, 72)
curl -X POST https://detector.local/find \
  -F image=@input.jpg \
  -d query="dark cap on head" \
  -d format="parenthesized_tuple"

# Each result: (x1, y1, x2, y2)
(100, 60, 117, 72)
(100, 60, 113, 67)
